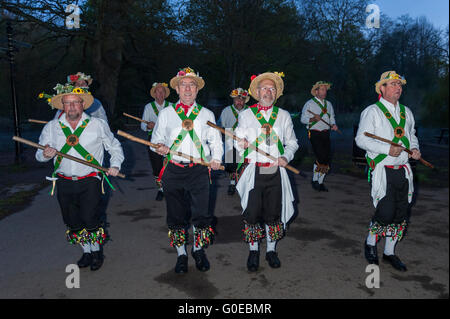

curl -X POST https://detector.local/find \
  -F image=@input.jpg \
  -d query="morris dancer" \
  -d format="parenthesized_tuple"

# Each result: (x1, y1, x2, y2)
(356, 71, 421, 272)
(36, 83, 124, 271)
(218, 88, 249, 195)
(234, 72, 298, 272)
(151, 67, 223, 273)
(141, 82, 172, 201)
(300, 81, 339, 192)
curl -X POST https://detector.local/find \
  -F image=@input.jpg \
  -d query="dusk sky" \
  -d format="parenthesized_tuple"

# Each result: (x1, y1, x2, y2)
(374, 0, 449, 29)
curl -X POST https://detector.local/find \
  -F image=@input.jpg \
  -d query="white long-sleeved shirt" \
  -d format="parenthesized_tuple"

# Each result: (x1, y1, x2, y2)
(300, 98, 336, 131)
(54, 98, 108, 124)
(234, 106, 299, 163)
(355, 97, 419, 165)
(36, 112, 124, 177)
(141, 100, 172, 132)
(150, 101, 223, 163)
(219, 104, 247, 154)
(234, 105, 299, 228)
(355, 97, 419, 207)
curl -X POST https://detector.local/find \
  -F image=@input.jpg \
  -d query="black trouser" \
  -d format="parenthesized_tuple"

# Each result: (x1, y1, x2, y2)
(56, 177, 102, 231)
(162, 162, 212, 229)
(373, 167, 409, 225)
(148, 134, 164, 178)
(309, 130, 331, 165)
(243, 166, 282, 225)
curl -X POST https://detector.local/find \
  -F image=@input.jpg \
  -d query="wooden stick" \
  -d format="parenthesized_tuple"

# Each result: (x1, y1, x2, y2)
(307, 110, 342, 134)
(117, 130, 225, 171)
(28, 119, 48, 124)
(12, 136, 126, 178)
(123, 112, 150, 124)
(206, 121, 300, 175)
(363, 132, 434, 169)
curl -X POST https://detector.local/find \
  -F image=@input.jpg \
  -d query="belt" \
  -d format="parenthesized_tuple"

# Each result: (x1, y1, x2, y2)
(169, 160, 197, 168)
(244, 159, 272, 167)
(384, 165, 407, 170)
(57, 172, 98, 181)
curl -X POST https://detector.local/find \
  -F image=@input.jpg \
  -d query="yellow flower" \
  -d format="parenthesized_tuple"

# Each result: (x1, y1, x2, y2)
(73, 88, 84, 94)
(274, 71, 285, 78)
(47, 98, 52, 103)
(38, 93, 44, 98)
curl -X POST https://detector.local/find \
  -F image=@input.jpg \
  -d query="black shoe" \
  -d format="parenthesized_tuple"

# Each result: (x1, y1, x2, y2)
(227, 184, 236, 196)
(90, 251, 104, 271)
(311, 181, 320, 191)
(175, 255, 188, 274)
(247, 251, 260, 272)
(155, 190, 164, 201)
(191, 248, 210, 272)
(364, 242, 379, 265)
(318, 183, 328, 192)
(77, 253, 92, 268)
(265, 251, 281, 268)
(383, 254, 407, 272)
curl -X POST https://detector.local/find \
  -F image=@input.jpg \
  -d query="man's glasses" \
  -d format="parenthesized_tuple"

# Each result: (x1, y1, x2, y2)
(258, 87, 276, 93)
(62, 101, 83, 106)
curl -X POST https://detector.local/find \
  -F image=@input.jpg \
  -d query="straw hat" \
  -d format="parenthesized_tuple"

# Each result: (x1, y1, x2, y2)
(150, 82, 170, 99)
(311, 81, 332, 97)
(375, 71, 406, 94)
(230, 88, 250, 103)
(50, 83, 94, 110)
(248, 72, 284, 101)
(169, 67, 205, 90)
(67, 72, 93, 86)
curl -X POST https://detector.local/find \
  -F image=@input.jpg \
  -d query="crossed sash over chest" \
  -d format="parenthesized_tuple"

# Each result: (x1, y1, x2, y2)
(50, 119, 114, 194)
(236, 106, 285, 173)
(366, 101, 410, 182)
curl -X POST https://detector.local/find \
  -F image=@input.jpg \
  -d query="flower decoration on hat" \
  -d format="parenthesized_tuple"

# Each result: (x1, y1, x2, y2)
(230, 88, 250, 103)
(67, 72, 93, 86)
(274, 71, 285, 78)
(153, 82, 168, 87)
(177, 67, 198, 77)
(375, 70, 406, 94)
(38, 83, 92, 109)
(170, 66, 205, 90)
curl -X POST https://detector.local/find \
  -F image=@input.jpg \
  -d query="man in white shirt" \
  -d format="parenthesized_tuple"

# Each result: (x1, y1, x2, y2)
(300, 81, 339, 192)
(141, 82, 172, 201)
(234, 72, 299, 272)
(36, 83, 124, 271)
(151, 67, 223, 274)
(54, 72, 109, 123)
(218, 88, 250, 195)
(355, 71, 421, 272)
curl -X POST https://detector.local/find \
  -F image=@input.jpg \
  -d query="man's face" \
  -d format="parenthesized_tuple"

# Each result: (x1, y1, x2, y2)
(257, 79, 276, 107)
(380, 80, 403, 102)
(176, 78, 198, 105)
(316, 86, 328, 100)
(233, 97, 245, 110)
(74, 79, 88, 88)
(154, 86, 166, 102)
(62, 94, 84, 121)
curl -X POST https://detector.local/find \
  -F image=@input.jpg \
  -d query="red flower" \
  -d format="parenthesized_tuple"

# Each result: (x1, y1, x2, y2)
(177, 71, 186, 76)
(250, 75, 257, 81)
(69, 75, 79, 82)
